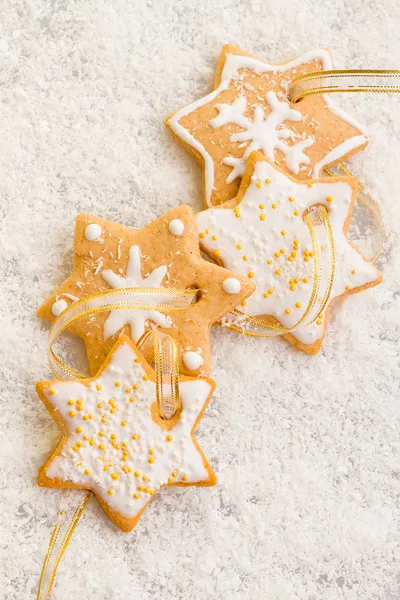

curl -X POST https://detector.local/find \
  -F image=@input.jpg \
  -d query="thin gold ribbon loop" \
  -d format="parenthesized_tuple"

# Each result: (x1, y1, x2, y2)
(37, 491, 90, 600)
(324, 162, 384, 263)
(137, 329, 181, 419)
(222, 204, 335, 337)
(288, 69, 400, 103)
(48, 287, 198, 380)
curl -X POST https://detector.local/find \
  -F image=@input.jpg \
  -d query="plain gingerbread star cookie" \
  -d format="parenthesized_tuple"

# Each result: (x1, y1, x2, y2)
(165, 44, 368, 207)
(38, 205, 255, 376)
(36, 336, 216, 532)
(196, 151, 382, 354)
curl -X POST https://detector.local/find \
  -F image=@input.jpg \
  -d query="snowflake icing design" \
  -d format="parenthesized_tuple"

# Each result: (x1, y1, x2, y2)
(101, 245, 171, 340)
(209, 91, 314, 182)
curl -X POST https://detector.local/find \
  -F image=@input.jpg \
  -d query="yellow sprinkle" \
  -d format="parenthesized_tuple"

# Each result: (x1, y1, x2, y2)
(266, 259, 272, 265)
(259, 214, 266, 221)
(96, 384, 102, 391)
(72, 446, 78, 452)
(241, 300, 246, 307)
(121, 421, 127, 427)
(293, 278, 299, 284)
(103, 465, 108, 471)
(142, 475, 148, 482)
(109, 408, 116, 414)
(76, 427, 82, 434)
(265, 178, 271, 184)
(290, 284, 296, 291)
(214, 249, 221, 256)
(351, 269, 355, 275)
(199, 232, 205, 238)
(142, 375, 149, 381)
(49, 389, 56, 396)
(345, 285, 350, 290)
(285, 309, 292, 315)
(236, 244, 242, 250)
(263, 292, 268, 298)
(148, 448, 155, 455)
(248, 272, 254, 278)
(133, 493, 140, 499)
(107, 489, 114, 496)
(171, 471, 177, 478)
(281, 230, 286, 236)
(182, 475, 188, 482)
(134, 357, 140, 363)
(97, 403, 103, 409)
(132, 434, 138, 440)
(134, 471, 140, 477)
(150, 490, 156, 496)
(295, 302, 302, 309)
(316, 320, 323, 326)
(125, 387, 130, 393)
(114, 381, 120, 387)
(84, 469, 91, 475)
(307, 183, 313, 188)
(256, 181, 262, 188)
(69, 410, 76, 417)
(242, 255, 248, 261)
(294, 210, 299, 216)
(268, 288, 273, 295)
(288, 196, 295, 202)
(272, 203, 277, 209)
(101, 416, 107, 423)
(212, 235, 217, 240)
(98, 443, 105, 450)
(326, 196, 333, 203)
(110, 433, 117, 440)
(166, 435, 173, 442)
(274, 269, 281, 276)
(138, 485, 144, 491)
(133, 384, 139, 390)
(76, 442, 83, 448)
(129, 397, 135, 403)
(234, 210, 240, 218)
(68, 399, 74, 406)
(259, 204, 265, 209)
(274, 251, 280, 259)
(148, 457, 155, 464)
(89, 439, 95, 446)
(303, 277, 309, 283)
(76, 405, 83, 411)
(111, 473, 119, 481)
(280, 249, 285, 254)
(98, 431, 105, 437)
(83, 435, 89, 441)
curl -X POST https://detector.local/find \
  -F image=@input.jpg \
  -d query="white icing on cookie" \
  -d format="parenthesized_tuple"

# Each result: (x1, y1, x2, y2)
(197, 159, 379, 345)
(42, 341, 213, 519)
(183, 351, 204, 371)
(52, 299, 68, 316)
(85, 223, 102, 241)
(222, 277, 241, 294)
(168, 219, 185, 236)
(101, 246, 171, 340)
(210, 91, 314, 181)
(167, 49, 368, 206)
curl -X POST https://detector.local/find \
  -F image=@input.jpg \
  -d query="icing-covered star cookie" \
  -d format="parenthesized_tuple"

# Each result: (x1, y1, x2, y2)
(166, 44, 368, 207)
(196, 151, 382, 354)
(38, 205, 255, 376)
(36, 336, 216, 532)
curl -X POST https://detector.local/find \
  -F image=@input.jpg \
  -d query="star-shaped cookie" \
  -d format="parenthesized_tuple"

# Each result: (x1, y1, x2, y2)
(37, 335, 216, 532)
(196, 151, 382, 354)
(38, 205, 255, 376)
(166, 44, 368, 207)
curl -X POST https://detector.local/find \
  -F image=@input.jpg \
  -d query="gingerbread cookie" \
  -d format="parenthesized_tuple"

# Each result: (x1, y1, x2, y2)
(166, 44, 368, 207)
(37, 335, 216, 532)
(196, 151, 382, 354)
(38, 205, 255, 376)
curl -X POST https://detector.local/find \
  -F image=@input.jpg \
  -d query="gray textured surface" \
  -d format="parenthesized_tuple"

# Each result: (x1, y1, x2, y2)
(0, 1, 399, 598)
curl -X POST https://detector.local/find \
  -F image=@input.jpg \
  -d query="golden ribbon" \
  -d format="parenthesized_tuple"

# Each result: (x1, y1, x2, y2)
(288, 69, 400, 103)
(222, 204, 335, 337)
(38, 287, 192, 599)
